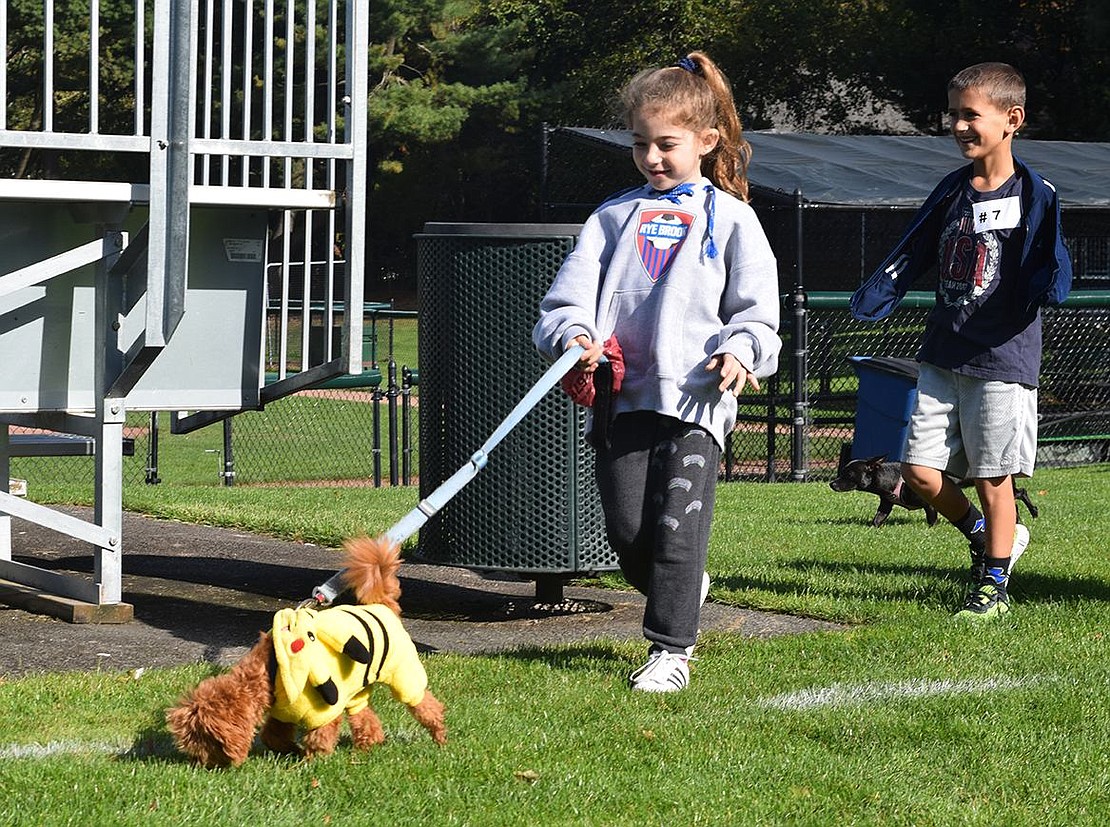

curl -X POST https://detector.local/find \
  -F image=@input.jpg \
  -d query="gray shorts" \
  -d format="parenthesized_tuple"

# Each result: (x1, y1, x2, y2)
(903, 362, 1038, 479)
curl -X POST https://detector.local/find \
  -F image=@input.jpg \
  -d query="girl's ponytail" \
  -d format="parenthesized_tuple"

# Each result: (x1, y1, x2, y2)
(681, 52, 750, 201)
(620, 51, 751, 201)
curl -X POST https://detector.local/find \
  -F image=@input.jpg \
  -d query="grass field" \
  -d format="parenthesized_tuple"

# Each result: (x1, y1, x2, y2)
(1, 466, 1109, 825)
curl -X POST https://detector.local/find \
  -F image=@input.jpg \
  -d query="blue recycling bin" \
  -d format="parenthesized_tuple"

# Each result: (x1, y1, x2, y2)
(849, 356, 920, 461)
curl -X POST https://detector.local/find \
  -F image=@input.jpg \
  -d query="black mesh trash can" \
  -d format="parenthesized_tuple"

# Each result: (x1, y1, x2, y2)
(414, 223, 618, 600)
(849, 356, 920, 462)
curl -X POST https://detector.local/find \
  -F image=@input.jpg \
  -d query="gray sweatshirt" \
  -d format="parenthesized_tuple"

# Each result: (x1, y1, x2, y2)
(533, 178, 781, 449)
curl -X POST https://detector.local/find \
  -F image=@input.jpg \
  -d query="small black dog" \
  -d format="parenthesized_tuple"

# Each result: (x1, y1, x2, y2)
(830, 456, 938, 527)
(830, 455, 1039, 528)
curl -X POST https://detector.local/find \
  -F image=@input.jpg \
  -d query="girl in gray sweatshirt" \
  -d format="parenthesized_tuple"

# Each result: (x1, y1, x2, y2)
(533, 51, 781, 692)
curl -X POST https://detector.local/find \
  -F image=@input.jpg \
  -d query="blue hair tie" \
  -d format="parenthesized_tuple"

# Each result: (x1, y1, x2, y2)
(675, 56, 698, 74)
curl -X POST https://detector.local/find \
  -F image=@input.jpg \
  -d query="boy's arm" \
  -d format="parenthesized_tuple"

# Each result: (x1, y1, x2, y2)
(850, 166, 966, 322)
(1018, 161, 1073, 308)
(1040, 182, 1073, 306)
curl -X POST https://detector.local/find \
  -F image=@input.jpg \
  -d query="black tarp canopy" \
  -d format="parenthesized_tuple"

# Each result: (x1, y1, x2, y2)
(560, 128, 1110, 208)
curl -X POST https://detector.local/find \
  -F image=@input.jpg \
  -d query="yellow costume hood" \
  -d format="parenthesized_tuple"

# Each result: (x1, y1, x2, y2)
(269, 603, 428, 730)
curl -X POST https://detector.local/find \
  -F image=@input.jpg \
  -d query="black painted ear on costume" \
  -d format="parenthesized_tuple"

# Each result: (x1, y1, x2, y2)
(342, 636, 371, 664)
(314, 678, 339, 706)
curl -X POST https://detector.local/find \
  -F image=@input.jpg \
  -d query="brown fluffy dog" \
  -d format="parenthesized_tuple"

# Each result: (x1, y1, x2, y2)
(166, 537, 446, 767)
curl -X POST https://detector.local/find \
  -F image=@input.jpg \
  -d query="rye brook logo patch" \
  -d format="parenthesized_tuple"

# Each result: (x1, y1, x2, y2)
(636, 208, 694, 282)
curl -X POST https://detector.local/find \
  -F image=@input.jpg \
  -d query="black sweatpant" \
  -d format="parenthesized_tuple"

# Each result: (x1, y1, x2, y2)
(594, 411, 720, 653)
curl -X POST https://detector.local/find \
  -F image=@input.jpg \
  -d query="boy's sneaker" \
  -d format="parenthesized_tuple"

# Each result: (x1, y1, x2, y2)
(967, 523, 1031, 580)
(955, 582, 1010, 620)
(1008, 523, 1030, 574)
(968, 544, 986, 585)
(629, 649, 691, 693)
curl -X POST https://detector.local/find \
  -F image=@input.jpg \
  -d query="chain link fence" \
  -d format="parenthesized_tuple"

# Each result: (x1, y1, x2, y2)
(7, 309, 421, 495)
(204, 305, 420, 488)
(224, 369, 419, 487)
(724, 292, 1110, 482)
(7, 412, 157, 496)
(9, 293, 1107, 492)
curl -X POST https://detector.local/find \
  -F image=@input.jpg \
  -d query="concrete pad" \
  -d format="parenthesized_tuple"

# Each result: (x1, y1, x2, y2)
(0, 507, 841, 678)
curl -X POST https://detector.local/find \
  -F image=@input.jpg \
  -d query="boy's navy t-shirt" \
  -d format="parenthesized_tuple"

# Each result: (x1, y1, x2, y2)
(918, 173, 1042, 386)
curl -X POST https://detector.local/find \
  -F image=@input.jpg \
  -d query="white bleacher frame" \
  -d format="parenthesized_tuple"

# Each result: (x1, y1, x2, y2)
(0, 0, 369, 619)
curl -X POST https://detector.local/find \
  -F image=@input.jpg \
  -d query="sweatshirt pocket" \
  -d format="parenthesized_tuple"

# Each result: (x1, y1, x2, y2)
(603, 288, 687, 379)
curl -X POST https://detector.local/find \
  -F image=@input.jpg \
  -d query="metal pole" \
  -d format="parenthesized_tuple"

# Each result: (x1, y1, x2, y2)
(342, 0, 370, 375)
(387, 358, 399, 486)
(222, 417, 235, 486)
(402, 366, 413, 485)
(767, 371, 779, 482)
(146, 411, 161, 484)
(540, 122, 551, 222)
(723, 432, 733, 482)
(371, 385, 382, 486)
(146, 0, 195, 348)
(791, 189, 809, 482)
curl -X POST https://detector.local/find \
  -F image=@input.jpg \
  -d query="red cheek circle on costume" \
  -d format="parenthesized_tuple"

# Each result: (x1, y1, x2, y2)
(291, 638, 305, 653)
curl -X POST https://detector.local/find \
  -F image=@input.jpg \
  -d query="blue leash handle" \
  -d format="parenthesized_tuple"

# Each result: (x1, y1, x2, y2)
(309, 344, 586, 605)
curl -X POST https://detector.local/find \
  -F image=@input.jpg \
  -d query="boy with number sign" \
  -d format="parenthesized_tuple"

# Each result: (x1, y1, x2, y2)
(851, 63, 1072, 618)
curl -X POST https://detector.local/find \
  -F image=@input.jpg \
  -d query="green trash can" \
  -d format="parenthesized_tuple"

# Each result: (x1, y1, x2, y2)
(414, 223, 618, 601)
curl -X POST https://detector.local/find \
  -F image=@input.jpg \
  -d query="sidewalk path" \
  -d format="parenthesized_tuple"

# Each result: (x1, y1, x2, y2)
(0, 508, 840, 678)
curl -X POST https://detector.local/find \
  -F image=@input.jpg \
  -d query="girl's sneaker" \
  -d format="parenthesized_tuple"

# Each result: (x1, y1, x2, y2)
(629, 649, 691, 693)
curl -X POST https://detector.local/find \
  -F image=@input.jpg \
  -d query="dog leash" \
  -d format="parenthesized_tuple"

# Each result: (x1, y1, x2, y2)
(306, 344, 588, 606)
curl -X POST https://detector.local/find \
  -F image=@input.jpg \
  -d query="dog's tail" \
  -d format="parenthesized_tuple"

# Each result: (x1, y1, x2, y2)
(341, 536, 403, 614)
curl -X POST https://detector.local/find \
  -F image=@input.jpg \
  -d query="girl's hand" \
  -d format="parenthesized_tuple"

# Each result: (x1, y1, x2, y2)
(707, 352, 760, 397)
(569, 335, 604, 372)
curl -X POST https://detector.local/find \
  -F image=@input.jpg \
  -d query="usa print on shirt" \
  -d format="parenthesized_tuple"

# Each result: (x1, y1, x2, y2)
(936, 180, 1022, 308)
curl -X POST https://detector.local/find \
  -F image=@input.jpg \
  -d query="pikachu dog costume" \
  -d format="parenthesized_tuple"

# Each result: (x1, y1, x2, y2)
(167, 538, 446, 767)
(269, 603, 430, 730)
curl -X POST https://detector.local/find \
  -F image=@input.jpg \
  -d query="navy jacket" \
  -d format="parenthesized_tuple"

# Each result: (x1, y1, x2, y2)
(851, 156, 1072, 321)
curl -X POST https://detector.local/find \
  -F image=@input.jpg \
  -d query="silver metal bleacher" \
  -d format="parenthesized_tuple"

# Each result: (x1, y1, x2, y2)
(0, 1, 369, 620)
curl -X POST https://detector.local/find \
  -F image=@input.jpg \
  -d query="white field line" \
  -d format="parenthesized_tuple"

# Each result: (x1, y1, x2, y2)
(757, 675, 1047, 712)
(0, 677, 1051, 759)
(0, 739, 130, 760)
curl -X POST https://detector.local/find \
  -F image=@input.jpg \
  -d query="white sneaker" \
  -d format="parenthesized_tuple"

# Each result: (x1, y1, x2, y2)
(629, 649, 691, 693)
(1008, 523, 1031, 574)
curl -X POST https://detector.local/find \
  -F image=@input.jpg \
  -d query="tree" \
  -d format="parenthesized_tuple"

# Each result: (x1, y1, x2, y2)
(363, 0, 543, 286)
(868, 0, 1110, 140)
(477, 0, 1110, 140)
